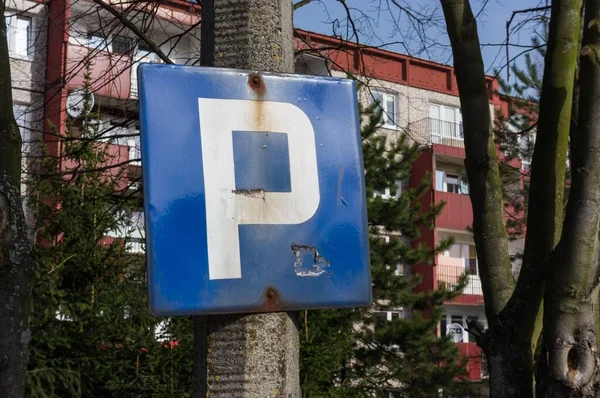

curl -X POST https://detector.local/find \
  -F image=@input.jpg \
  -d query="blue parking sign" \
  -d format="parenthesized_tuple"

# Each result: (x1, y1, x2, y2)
(138, 65, 371, 315)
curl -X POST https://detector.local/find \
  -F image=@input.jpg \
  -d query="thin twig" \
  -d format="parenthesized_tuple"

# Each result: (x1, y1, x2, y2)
(92, 0, 174, 64)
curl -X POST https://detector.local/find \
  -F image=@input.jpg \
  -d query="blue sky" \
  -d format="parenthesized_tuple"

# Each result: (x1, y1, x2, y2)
(294, 0, 547, 81)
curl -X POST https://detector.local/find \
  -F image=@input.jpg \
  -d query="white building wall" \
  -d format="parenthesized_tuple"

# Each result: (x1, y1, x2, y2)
(6, 0, 47, 229)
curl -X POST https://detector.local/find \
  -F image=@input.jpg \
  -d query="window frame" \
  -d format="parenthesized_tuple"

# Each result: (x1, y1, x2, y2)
(443, 242, 479, 275)
(445, 173, 460, 193)
(374, 310, 405, 322)
(112, 35, 134, 55)
(68, 25, 139, 57)
(13, 104, 32, 153)
(5, 12, 33, 59)
(128, 135, 141, 166)
(371, 90, 398, 129)
(519, 132, 536, 171)
(429, 103, 463, 141)
(373, 179, 402, 200)
(435, 170, 469, 195)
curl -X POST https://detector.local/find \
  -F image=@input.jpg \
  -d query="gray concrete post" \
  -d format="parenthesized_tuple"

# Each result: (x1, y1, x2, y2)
(193, 1, 300, 397)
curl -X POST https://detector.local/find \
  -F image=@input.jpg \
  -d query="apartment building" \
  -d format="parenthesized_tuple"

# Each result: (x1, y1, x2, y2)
(6, 0, 527, 384)
(296, 30, 527, 381)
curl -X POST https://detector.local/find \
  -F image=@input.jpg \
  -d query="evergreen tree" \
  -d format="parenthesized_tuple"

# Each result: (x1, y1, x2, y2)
(26, 77, 194, 397)
(301, 97, 470, 397)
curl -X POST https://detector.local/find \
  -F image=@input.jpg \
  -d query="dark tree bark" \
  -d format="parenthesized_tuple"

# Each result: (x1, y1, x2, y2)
(0, 2, 34, 397)
(536, 1, 600, 396)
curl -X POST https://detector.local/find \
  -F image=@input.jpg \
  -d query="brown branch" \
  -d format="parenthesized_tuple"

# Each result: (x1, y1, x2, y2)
(294, 0, 313, 10)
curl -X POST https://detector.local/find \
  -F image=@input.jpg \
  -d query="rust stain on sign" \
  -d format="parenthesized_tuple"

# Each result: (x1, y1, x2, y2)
(248, 73, 268, 129)
(261, 286, 285, 312)
(248, 73, 266, 96)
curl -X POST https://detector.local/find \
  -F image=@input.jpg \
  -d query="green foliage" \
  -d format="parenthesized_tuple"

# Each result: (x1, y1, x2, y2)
(27, 71, 194, 397)
(300, 98, 470, 397)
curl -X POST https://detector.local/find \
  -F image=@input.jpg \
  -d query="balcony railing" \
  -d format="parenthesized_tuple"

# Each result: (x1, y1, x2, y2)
(437, 260, 483, 296)
(409, 117, 464, 148)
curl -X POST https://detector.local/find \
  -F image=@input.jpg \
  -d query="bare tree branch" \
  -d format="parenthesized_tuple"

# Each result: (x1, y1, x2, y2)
(294, 0, 314, 10)
(92, 0, 174, 64)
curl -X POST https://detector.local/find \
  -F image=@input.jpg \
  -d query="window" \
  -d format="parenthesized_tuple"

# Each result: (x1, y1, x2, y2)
(372, 91, 397, 129)
(126, 238, 144, 254)
(435, 170, 468, 194)
(468, 245, 478, 275)
(375, 310, 405, 322)
(5, 13, 32, 58)
(394, 264, 405, 276)
(520, 132, 536, 171)
(444, 243, 478, 275)
(380, 235, 406, 276)
(13, 104, 32, 153)
(136, 43, 160, 62)
(429, 104, 463, 142)
(87, 34, 108, 50)
(374, 180, 401, 199)
(131, 43, 162, 97)
(68, 23, 134, 55)
(445, 173, 460, 193)
(103, 120, 128, 144)
(128, 136, 141, 166)
(112, 36, 133, 54)
(107, 210, 145, 254)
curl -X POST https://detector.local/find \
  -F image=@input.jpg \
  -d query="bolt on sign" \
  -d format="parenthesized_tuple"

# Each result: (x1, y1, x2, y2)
(138, 65, 372, 315)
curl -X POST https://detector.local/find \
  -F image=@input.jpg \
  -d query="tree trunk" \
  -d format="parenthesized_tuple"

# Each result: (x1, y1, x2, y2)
(441, 0, 586, 395)
(0, 2, 34, 397)
(439, 1, 532, 396)
(536, 0, 600, 396)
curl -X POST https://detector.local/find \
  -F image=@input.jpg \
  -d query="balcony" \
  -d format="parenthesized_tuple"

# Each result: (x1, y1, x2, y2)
(66, 44, 132, 100)
(435, 191, 473, 231)
(437, 257, 483, 296)
(409, 117, 464, 148)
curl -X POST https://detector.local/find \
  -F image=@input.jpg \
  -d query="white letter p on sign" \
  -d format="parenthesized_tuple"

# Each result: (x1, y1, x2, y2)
(198, 99, 320, 280)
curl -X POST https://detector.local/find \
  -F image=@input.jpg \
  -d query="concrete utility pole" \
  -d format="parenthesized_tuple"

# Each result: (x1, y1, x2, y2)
(193, 1, 299, 397)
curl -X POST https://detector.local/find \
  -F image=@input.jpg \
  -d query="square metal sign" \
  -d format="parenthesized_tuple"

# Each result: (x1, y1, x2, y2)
(138, 65, 371, 315)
